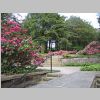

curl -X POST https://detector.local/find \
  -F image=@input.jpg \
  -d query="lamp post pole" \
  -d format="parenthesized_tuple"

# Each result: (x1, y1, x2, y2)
(50, 54, 52, 73)
(50, 40, 52, 73)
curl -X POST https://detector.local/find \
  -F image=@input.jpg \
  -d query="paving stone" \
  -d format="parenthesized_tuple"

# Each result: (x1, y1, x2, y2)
(31, 71, 100, 88)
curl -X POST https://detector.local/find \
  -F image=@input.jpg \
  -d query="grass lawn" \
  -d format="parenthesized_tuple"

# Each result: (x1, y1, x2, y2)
(64, 62, 92, 67)
(64, 62, 100, 71)
(81, 63, 100, 71)
(63, 53, 100, 71)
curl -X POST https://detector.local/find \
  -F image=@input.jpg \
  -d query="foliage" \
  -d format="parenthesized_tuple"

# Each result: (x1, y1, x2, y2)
(23, 14, 98, 52)
(64, 62, 92, 66)
(65, 16, 97, 50)
(77, 41, 100, 55)
(1, 13, 45, 70)
(23, 13, 67, 52)
(63, 53, 100, 59)
(81, 64, 100, 71)
(1, 66, 36, 74)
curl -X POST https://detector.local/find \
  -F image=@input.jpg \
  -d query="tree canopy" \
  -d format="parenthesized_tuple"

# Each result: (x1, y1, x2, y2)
(23, 13, 97, 52)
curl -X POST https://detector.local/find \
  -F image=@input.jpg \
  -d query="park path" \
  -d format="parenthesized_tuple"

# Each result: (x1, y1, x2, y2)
(31, 55, 100, 88)
(37, 67, 80, 75)
(39, 55, 80, 75)
(31, 71, 100, 88)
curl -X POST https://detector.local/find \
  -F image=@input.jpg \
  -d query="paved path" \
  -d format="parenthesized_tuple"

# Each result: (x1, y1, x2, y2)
(31, 71, 100, 88)
(37, 67, 80, 75)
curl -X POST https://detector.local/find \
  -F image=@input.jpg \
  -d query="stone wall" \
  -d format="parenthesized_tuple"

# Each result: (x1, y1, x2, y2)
(91, 74, 100, 88)
(62, 58, 100, 64)
(1, 72, 47, 88)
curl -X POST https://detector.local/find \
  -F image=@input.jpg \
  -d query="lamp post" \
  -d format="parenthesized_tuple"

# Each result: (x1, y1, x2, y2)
(50, 54, 52, 73)
(50, 40, 53, 73)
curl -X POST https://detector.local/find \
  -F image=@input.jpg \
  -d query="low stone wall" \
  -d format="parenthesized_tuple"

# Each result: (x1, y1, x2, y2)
(62, 58, 100, 64)
(91, 74, 100, 88)
(1, 72, 47, 88)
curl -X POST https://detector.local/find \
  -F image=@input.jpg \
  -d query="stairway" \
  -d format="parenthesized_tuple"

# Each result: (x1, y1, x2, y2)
(43, 55, 63, 67)
(38, 72, 62, 84)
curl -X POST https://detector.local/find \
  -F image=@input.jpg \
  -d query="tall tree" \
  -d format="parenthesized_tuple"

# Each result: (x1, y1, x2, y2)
(65, 16, 96, 50)
(23, 14, 97, 52)
(23, 13, 66, 52)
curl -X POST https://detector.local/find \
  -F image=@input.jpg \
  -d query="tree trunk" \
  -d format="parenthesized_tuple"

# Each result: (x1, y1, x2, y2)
(44, 41, 48, 53)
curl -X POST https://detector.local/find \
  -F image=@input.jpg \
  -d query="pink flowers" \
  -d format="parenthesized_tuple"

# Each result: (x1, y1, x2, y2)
(30, 52, 37, 57)
(5, 32, 11, 35)
(85, 42, 100, 54)
(10, 26, 21, 32)
(1, 37, 7, 42)
(47, 50, 77, 56)
(86, 47, 100, 54)
(1, 47, 4, 53)
(1, 19, 45, 68)
(33, 57, 44, 66)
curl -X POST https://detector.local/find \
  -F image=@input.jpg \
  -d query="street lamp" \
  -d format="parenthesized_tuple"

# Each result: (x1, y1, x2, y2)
(50, 39, 53, 73)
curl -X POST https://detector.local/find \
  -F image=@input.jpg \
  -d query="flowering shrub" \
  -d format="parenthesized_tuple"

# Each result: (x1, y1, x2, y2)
(47, 50, 77, 56)
(77, 41, 100, 55)
(1, 18, 44, 68)
(86, 45, 100, 54)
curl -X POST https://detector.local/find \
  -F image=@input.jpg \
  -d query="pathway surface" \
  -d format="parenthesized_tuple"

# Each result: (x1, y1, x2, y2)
(32, 55, 100, 88)
(31, 71, 100, 88)
(37, 67, 80, 75)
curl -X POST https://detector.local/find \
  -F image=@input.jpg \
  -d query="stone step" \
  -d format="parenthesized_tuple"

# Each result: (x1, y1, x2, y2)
(42, 77, 55, 81)
(43, 56, 62, 67)
(47, 73, 62, 77)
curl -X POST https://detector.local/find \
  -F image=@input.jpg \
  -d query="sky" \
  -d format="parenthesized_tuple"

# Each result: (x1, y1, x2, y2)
(59, 13, 99, 28)
(14, 13, 99, 28)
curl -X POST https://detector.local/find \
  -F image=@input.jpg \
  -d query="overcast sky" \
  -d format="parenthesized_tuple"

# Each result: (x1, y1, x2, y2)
(14, 13, 99, 28)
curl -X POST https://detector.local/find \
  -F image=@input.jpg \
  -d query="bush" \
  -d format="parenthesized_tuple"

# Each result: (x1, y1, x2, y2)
(63, 54, 100, 59)
(64, 62, 91, 66)
(81, 64, 100, 71)
(1, 14, 45, 74)
(1, 66, 36, 75)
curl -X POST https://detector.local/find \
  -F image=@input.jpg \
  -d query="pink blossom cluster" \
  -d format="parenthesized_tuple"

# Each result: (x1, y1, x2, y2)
(30, 51, 45, 66)
(1, 19, 45, 67)
(86, 46, 100, 54)
(47, 50, 77, 56)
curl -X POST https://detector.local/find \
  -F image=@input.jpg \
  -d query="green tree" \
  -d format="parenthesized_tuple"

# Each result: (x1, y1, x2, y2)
(65, 16, 96, 50)
(23, 13, 67, 52)
(23, 14, 97, 52)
